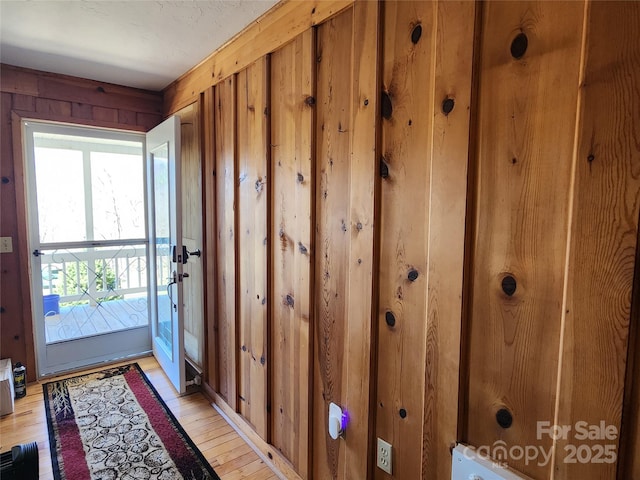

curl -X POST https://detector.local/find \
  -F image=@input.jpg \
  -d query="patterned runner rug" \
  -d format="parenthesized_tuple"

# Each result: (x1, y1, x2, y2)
(43, 363, 220, 480)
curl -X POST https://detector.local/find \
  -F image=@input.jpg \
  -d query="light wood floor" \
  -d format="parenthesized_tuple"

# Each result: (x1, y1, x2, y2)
(0, 356, 280, 480)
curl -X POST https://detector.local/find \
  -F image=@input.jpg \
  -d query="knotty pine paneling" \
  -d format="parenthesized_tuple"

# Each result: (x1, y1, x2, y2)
(236, 58, 270, 440)
(0, 65, 162, 381)
(313, 3, 379, 479)
(377, 3, 436, 479)
(341, 3, 379, 475)
(214, 76, 238, 409)
(193, 2, 640, 479)
(377, 1, 475, 479)
(555, 3, 640, 479)
(464, 1, 586, 478)
(422, 2, 476, 478)
(314, 10, 354, 477)
(270, 30, 315, 478)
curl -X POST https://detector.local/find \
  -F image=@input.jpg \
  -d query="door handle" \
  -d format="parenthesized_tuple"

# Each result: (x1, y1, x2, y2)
(172, 245, 201, 264)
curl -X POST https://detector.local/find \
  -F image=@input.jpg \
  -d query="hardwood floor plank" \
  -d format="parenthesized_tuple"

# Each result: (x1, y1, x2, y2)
(0, 355, 279, 480)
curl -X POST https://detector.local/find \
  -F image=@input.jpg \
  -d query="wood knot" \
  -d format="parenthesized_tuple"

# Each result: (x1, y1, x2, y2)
(304, 96, 316, 107)
(381, 91, 393, 119)
(408, 269, 419, 282)
(298, 242, 308, 255)
(285, 294, 295, 307)
(496, 408, 513, 428)
(442, 97, 455, 115)
(385, 311, 396, 327)
(501, 275, 517, 296)
(380, 158, 390, 179)
(510, 32, 528, 59)
(411, 24, 422, 44)
(297, 172, 304, 183)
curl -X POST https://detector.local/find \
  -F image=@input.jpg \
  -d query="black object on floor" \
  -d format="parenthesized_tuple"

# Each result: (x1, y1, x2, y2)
(0, 442, 39, 480)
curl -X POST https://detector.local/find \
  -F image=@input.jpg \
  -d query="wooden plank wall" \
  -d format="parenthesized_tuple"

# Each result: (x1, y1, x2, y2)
(270, 29, 315, 477)
(556, 3, 640, 479)
(174, 1, 640, 479)
(313, 8, 355, 480)
(376, 2, 475, 479)
(463, 2, 640, 480)
(236, 58, 270, 439)
(0, 64, 162, 381)
(213, 77, 238, 409)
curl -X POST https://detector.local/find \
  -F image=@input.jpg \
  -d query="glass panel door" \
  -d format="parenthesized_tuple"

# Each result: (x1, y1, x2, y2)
(147, 116, 186, 394)
(25, 121, 151, 376)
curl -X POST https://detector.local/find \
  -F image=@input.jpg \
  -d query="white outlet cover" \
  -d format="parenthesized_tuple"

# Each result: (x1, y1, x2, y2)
(377, 437, 392, 475)
(0, 237, 12, 253)
(452, 444, 533, 480)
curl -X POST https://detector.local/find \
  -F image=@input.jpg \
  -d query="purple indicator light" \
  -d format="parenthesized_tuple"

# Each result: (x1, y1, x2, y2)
(341, 410, 350, 430)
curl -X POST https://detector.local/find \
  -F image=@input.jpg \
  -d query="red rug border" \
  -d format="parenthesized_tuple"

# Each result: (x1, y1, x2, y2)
(42, 362, 221, 480)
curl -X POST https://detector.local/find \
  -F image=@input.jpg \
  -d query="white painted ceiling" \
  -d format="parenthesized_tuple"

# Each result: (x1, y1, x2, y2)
(0, 0, 279, 91)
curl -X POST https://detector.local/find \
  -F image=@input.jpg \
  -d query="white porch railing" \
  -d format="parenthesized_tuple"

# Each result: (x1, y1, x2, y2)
(40, 244, 167, 305)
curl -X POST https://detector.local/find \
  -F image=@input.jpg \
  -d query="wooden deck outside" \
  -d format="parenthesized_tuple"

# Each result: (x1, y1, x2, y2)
(0, 356, 281, 480)
(44, 296, 149, 343)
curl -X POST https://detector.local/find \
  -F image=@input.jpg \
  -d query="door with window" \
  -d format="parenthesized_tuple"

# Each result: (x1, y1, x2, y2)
(146, 116, 186, 394)
(25, 121, 151, 376)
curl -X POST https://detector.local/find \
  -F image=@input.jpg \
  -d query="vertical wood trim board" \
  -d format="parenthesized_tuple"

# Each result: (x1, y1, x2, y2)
(465, 2, 586, 478)
(202, 86, 218, 391)
(236, 58, 270, 439)
(556, 2, 640, 479)
(214, 76, 238, 409)
(377, 2, 475, 479)
(312, 3, 379, 479)
(377, 3, 436, 479)
(313, 9, 354, 478)
(422, 2, 475, 478)
(344, 2, 379, 478)
(270, 29, 315, 479)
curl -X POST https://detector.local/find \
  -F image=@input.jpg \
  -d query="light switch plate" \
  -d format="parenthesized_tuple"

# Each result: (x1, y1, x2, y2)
(0, 237, 12, 253)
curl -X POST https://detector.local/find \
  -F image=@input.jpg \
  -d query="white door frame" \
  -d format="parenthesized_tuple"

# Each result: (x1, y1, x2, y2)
(23, 120, 152, 377)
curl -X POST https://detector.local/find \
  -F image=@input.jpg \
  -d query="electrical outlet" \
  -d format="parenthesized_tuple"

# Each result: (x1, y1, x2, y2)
(377, 437, 392, 475)
(0, 237, 12, 253)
